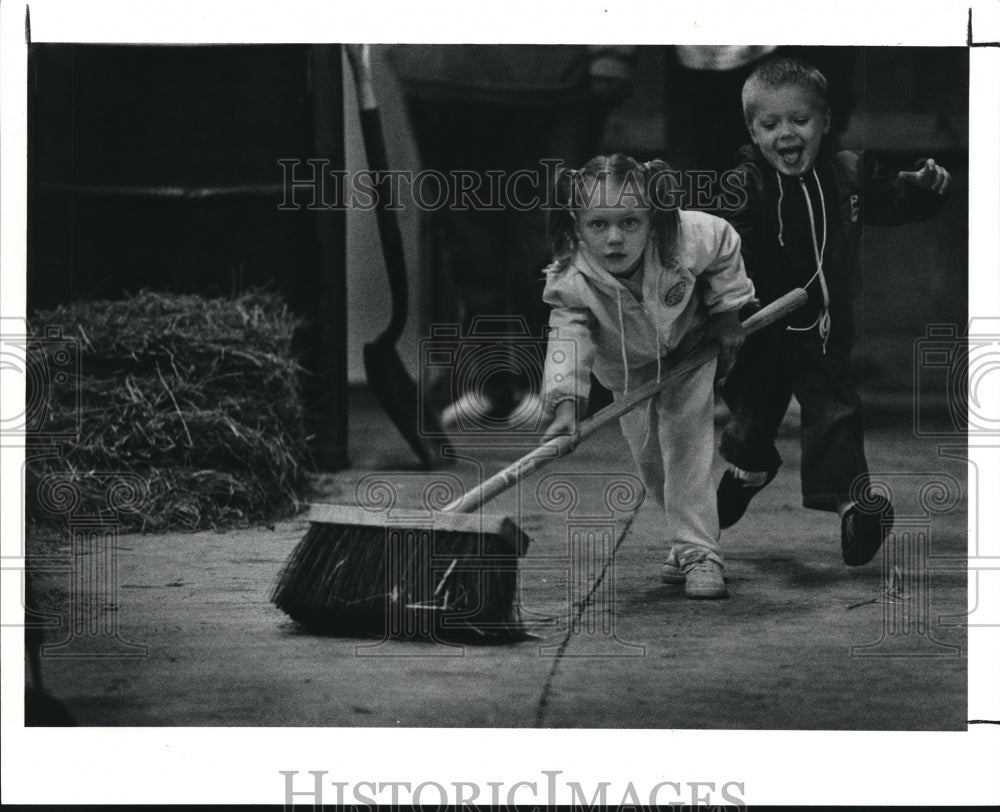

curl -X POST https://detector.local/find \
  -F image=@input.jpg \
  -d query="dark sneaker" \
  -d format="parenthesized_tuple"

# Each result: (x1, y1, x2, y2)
(717, 467, 778, 529)
(841, 494, 894, 566)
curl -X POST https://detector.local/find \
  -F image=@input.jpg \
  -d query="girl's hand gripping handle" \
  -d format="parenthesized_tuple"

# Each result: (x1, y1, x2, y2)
(541, 399, 579, 444)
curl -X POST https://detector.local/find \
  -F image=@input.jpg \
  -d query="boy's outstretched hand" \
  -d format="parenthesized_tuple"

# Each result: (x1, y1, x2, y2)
(898, 158, 951, 195)
(541, 399, 579, 444)
(705, 309, 746, 378)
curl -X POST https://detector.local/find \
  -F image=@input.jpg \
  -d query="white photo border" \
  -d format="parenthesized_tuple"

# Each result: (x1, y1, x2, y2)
(2, 0, 998, 806)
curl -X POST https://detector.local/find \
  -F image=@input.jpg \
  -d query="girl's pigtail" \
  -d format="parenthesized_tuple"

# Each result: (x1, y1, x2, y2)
(642, 158, 681, 267)
(645, 160, 679, 210)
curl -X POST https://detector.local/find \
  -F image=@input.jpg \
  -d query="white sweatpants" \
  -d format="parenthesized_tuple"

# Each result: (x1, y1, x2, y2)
(615, 357, 722, 566)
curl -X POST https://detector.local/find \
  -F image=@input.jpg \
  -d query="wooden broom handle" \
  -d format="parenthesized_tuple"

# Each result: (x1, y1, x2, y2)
(443, 287, 808, 514)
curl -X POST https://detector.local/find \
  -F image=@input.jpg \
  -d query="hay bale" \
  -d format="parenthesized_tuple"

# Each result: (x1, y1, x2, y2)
(26, 290, 311, 531)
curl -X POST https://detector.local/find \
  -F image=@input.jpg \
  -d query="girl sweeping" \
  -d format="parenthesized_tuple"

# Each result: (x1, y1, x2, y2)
(540, 154, 754, 598)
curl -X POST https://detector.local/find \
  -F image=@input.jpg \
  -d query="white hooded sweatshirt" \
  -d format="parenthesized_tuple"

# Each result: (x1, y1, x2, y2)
(541, 209, 755, 409)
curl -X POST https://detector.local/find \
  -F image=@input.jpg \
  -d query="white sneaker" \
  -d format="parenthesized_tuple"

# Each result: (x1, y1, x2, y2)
(660, 548, 685, 584)
(683, 557, 728, 599)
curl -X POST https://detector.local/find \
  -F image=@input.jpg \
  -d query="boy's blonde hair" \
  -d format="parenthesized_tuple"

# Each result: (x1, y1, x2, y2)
(741, 57, 830, 126)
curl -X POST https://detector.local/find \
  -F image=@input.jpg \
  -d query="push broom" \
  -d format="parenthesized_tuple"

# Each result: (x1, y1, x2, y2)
(271, 289, 808, 640)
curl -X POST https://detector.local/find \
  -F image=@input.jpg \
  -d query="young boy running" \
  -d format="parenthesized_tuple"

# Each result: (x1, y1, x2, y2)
(716, 58, 951, 566)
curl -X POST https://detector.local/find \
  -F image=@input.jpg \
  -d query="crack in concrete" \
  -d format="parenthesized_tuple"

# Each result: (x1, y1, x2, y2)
(533, 512, 637, 727)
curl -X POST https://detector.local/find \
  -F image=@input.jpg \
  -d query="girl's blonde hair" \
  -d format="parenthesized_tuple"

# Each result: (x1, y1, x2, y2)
(546, 153, 681, 272)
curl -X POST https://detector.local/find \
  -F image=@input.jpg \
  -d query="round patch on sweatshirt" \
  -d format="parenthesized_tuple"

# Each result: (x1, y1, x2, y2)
(663, 280, 687, 306)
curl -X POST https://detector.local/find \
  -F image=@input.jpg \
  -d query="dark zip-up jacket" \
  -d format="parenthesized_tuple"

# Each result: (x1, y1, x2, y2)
(725, 144, 947, 333)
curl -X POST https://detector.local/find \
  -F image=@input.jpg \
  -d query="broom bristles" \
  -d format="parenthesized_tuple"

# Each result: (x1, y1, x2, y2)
(271, 521, 528, 641)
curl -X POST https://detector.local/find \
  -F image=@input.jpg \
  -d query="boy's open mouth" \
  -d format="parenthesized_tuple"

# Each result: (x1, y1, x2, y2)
(778, 146, 803, 166)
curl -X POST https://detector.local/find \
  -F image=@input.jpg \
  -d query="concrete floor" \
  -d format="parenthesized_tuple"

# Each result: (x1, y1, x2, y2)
(29, 389, 968, 729)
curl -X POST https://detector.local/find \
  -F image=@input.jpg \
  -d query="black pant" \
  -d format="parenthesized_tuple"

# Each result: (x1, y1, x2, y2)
(719, 319, 868, 512)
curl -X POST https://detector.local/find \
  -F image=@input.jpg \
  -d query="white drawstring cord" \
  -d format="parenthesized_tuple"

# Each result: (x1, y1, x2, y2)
(641, 270, 663, 451)
(616, 283, 654, 450)
(640, 397, 655, 451)
(785, 168, 831, 354)
(616, 288, 629, 395)
(776, 170, 786, 246)
(654, 270, 662, 386)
